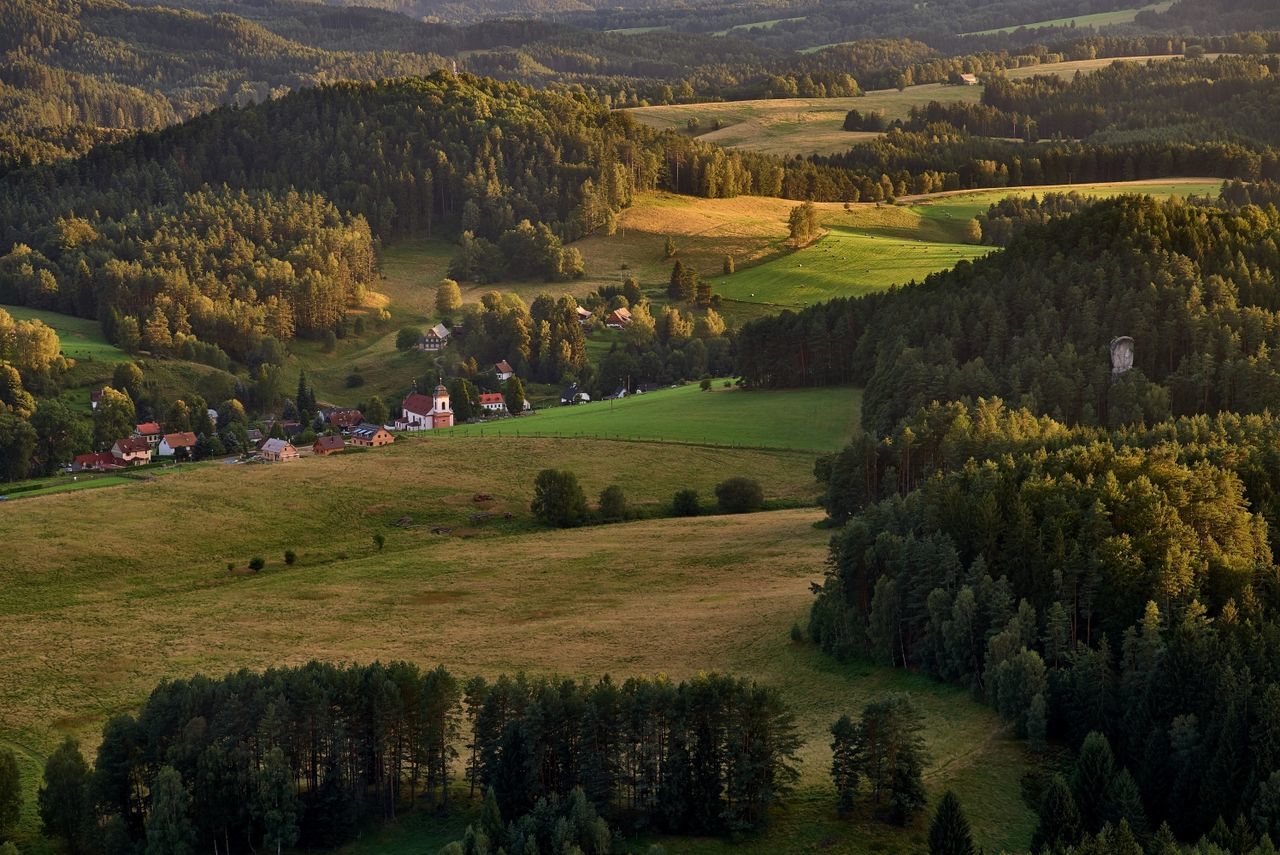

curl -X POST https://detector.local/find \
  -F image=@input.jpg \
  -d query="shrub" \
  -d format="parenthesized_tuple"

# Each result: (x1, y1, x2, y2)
(226, 562, 235, 573)
(345, 373, 365, 388)
(598, 485, 628, 522)
(373, 533, 385, 550)
(715, 477, 764, 513)
(700, 379, 712, 391)
(672, 489, 700, 517)
(531, 469, 589, 528)
(284, 550, 296, 566)
(396, 326, 423, 350)
(791, 623, 804, 643)
(248, 556, 265, 572)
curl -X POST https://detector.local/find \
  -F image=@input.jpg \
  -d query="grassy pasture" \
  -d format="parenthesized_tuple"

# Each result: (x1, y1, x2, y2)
(428, 383, 862, 451)
(623, 83, 983, 157)
(0, 431, 1037, 853)
(712, 15, 807, 36)
(963, 1, 1173, 35)
(2, 303, 128, 364)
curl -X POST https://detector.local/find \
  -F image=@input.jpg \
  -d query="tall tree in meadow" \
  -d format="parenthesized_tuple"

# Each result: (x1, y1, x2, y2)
(531, 469, 589, 528)
(93, 386, 135, 448)
(928, 791, 975, 855)
(830, 715, 860, 818)
(436, 278, 463, 316)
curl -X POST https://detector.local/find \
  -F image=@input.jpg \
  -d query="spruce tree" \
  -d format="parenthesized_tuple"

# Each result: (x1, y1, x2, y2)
(830, 714, 859, 818)
(1072, 731, 1117, 834)
(928, 791, 975, 855)
(1032, 774, 1082, 852)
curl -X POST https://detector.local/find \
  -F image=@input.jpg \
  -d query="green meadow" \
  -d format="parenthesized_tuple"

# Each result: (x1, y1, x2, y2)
(963, 0, 1174, 35)
(1, 304, 128, 363)
(427, 383, 863, 451)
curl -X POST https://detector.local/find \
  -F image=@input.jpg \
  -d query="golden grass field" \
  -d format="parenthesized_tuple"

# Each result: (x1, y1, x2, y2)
(0, 433, 1038, 854)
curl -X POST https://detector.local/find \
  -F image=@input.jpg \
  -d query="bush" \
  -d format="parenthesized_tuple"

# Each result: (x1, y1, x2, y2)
(284, 550, 296, 566)
(791, 623, 804, 643)
(345, 373, 365, 388)
(715, 477, 764, 514)
(248, 556, 265, 572)
(598, 485, 628, 522)
(373, 533, 385, 550)
(396, 326, 423, 350)
(700, 379, 712, 391)
(531, 469, 589, 528)
(672, 489, 700, 517)
(226, 562, 235, 573)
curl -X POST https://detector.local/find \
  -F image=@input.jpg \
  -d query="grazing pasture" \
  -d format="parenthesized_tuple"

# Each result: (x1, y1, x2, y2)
(0, 432, 1036, 854)
(963, 1, 1174, 35)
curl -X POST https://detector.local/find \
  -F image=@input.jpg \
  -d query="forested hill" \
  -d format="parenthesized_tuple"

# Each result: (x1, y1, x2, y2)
(0, 0, 451, 168)
(737, 195, 1280, 434)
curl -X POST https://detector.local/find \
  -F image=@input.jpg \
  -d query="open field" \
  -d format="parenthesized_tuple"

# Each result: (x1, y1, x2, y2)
(714, 225, 989, 308)
(0, 430, 1037, 854)
(430, 383, 862, 451)
(963, 1, 1173, 35)
(2, 303, 128, 364)
(713, 15, 807, 36)
(904, 177, 1224, 223)
(623, 83, 982, 157)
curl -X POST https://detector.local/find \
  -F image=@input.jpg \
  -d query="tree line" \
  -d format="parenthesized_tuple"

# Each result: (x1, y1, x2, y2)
(32, 662, 801, 853)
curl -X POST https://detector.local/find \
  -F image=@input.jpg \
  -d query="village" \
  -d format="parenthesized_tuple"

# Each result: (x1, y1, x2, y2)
(69, 360, 534, 473)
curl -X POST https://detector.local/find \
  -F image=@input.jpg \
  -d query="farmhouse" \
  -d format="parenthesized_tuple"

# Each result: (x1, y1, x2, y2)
(606, 307, 632, 329)
(158, 432, 197, 457)
(561, 384, 591, 405)
(348, 424, 394, 447)
(959, 73, 979, 85)
(416, 323, 451, 352)
(479, 392, 507, 413)
(111, 437, 153, 466)
(495, 360, 514, 381)
(321, 408, 364, 431)
(397, 385, 454, 430)
(576, 306, 593, 328)
(133, 422, 164, 448)
(313, 435, 346, 456)
(260, 438, 298, 462)
(72, 452, 120, 472)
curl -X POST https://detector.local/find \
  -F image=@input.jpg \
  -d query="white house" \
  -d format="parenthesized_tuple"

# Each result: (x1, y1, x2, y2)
(494, 360, 514, 381)
(158, 431, 197, 457)
(479, 392, 506, 413)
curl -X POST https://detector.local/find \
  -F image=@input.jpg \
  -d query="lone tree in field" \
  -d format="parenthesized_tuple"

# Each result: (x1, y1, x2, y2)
(664, 235, 677, 258)
(788, 201, 821, 243)
(672, 489, 700, 516)
(964, 218, 983, 244)
(145, 766, 195, 855)
(830, 695, 929, 826)
(715, 477, 764, 513)
(436, 278, 463, 316)
(830, 715, 860, 818)
(503, 375, 526, 417)
(668, 260, 694, 301)
(532, 469, 589, 527)
(928, 791, 975, 855)
(0, 748, 21, 840)
(597, 485, 628, 522)
(723, 255, 735, 274)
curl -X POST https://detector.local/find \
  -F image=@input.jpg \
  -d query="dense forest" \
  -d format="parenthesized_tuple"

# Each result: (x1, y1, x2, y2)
(34, 663, 800, 853)
(809, 400, 1280, 844)
(737, 195, 1280, 434)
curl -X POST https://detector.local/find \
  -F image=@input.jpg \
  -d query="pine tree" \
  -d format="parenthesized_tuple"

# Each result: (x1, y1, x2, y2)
(1072, 731, 1117, 834)
(928, 791, 975, 855)
(830, 715, 859, 818)
(1032, 774, 1082, 852)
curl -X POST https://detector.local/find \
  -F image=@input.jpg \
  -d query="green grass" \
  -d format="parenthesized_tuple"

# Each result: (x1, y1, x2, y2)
(0, 430, 1037, 854)
(712, 15, 807, 36)
(1, 304, 128, 363)
(432, 383, 862, 451)
(714, 225, 989, 309)
(963, 1, 1173, 35)
(906, 178, 1225, 224)
(1, 474, 135, 500)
